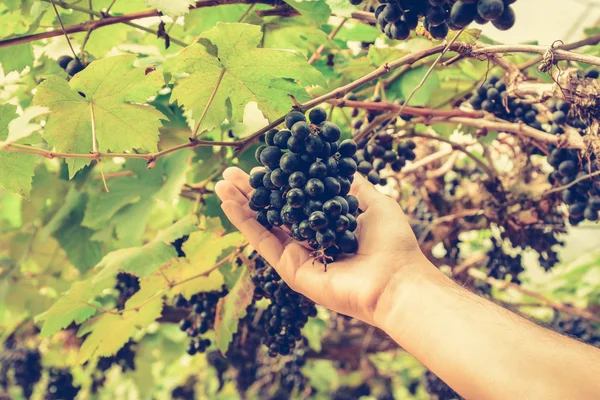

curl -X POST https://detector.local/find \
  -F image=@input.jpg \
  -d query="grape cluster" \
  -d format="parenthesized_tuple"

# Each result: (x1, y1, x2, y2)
(173, 287, 228, 355)
(250, 108, 361, 265)
(0, 347, 42, 399)
(424, 370, 460, 400)
(355, 134, 416, 185)
(171, 383, 196, 399)
(469, 75, 543, 131)
(372, 0, 517, 41)
(551, 314, 600, 347)
(114, 273, 140, 310)
(222, 301, 265, 393)
(485, 238, 523, 283)
(332, 383, 371, 400)
(254, 340, 312, 398)
(92, 341, 136, 392)
(546, 100, 600, 226)
(56, 56, 85, 77)
(252, 258, 317, 357)
(44, 368, 79, 400)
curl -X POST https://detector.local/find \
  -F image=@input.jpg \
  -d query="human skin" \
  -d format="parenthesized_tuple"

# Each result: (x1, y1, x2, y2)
(215, 166, 600, 400)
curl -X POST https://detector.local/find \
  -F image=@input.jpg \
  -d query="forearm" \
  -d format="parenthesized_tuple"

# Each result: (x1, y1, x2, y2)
(374, 258, 600, 400)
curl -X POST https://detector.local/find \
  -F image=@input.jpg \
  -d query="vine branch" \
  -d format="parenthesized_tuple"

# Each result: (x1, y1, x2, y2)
(2, 43, 595, 162)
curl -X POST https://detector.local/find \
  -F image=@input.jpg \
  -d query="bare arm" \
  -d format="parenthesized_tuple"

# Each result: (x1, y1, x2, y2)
(215, 166, 600, 400)
(375, 259, 600, 400)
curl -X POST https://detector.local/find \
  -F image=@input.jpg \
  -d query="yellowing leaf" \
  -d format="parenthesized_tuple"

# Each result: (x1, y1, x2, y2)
(214, 267, 254, 354)
(33, 55, 165, 177)
(163, 230, 244, 297)
(165, 258, 224, 298)
(76, 276, 164, 363)
(166, 23, 325, 133)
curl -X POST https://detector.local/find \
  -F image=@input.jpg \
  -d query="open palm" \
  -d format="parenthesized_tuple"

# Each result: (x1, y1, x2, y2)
(215, 167, 425, 324)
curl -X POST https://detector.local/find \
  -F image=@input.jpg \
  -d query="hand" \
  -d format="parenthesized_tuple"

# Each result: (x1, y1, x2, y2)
(215, 167, 427, 325)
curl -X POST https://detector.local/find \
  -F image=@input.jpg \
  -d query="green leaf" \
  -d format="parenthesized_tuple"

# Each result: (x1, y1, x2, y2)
(83, 152, 191, 245)
(0, 43, 34, 73)
(35, 276, 115, 337)
(388, 66, 441, 106)
(214, 267, 254, 354)
(33, 55, 165, 177)
(303, 317, 327, 352)
(164, 228, 244, 298)
(50, 190, 104, 272)
(283, 0, 331, 25)
(326, 0, 360, 17)
(76, 275, 164, 363)
(93, 215, 198, 279)
(0, 104, 36, 199)
(263, 18, 329, 55)
(146, 0, 194, 18)
(166, 23, 325, 133)
(368, 47, 409, 66)
(456, 28, 482, 44)
(183, 4, 247, 35)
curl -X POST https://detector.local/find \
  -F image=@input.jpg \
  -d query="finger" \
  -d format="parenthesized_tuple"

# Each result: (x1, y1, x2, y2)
(223, 167, 253, 198)
(221, 200, 285, 266)
(349, 173, 386, 211)
(215, 180, 249, 205)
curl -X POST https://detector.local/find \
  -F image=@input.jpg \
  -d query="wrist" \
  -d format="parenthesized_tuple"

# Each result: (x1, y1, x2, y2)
(372, 255, 446, 335)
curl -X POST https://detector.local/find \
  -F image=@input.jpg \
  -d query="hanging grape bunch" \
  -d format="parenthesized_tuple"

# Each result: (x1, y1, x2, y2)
(250, 108, 361, 265)
(44, 368, 80, 400)
(252, 256, 317, 357)
(0, 347, 42, 399)
(468, 74, 600, 226)
(368, 0, 517, 41)
(485, 238, 524, 283)
(173, 287, 228, 355)
(355, 134, 416, 185)
(545, 98, 600, 226)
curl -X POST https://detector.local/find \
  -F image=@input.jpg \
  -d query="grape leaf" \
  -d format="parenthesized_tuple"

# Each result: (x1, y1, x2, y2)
(183, 4, 247, 35)
(48, 189, 103, 272)
(166, 23, 325, 133)
(325, 0, 359, 17)
(35, 277, 113, 337)
(0, 43, 34, 74)
(76, 275, 164, 363)
(0, 104, 37, 199)
(282, 0, 331, 25)
(263, 18, 329, 55)
(163, 229, 244, 298)
(146, 0, 194, 18)
(389, 66, 440, 106)
(214, 267, 255, 354)
(3, 106, 49, 145)
(83, 152, 191, 245)
(33, 55, 165, 177)
(368, 47, 409, 67)
(93, 215, 198, 280)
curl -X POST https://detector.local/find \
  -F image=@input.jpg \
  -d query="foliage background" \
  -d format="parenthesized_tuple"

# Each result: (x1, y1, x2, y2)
(1, 1, 600, 399)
